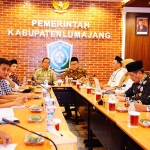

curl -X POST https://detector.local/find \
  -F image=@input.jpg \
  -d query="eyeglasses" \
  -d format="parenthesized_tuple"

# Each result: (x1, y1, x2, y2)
(71, 63, 78, 66)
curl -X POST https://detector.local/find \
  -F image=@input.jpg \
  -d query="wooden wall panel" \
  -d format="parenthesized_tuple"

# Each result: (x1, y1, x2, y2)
(125, 13, 150, 71)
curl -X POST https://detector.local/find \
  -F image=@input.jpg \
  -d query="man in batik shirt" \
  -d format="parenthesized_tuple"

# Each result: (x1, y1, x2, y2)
(64, 57, 87, 82)
(63, 57, 87, 117)
(9, 59, 20, 85)
(116, 61, 150, 106)
(5, 59, 20, 92)
(34, 57, 57, 85)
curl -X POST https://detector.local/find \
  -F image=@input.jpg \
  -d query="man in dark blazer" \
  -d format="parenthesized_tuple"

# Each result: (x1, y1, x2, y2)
(137, 19, 147, 32)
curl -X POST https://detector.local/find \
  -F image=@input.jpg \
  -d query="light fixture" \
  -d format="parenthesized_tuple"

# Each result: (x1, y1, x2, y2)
(24, 0, 30, 5)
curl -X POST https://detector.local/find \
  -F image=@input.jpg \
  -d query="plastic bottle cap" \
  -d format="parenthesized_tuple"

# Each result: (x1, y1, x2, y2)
(130, 101, 134, 106)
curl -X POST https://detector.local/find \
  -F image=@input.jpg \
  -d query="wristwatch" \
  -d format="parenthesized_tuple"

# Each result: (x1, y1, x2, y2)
(137, 100, 142, 103)
(147, 105, 150, 112)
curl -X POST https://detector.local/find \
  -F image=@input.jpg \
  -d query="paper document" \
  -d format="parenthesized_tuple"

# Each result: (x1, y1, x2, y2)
(0, 144, 17, 150)
(0, 108, 14, 118)
(46, 130, 77, 145)
(0, 108, 18, 123)
(11, 105, 25, 109)
(47, 127, 61, 137)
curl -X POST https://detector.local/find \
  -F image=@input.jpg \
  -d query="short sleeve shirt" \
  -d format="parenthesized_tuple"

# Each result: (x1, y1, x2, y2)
(34, 67, 57, 84)
(0, 79, 12, 96)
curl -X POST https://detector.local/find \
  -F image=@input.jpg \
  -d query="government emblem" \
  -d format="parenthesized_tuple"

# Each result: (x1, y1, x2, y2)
(47, 41, 72, 74)
(52, 0, 69, 13)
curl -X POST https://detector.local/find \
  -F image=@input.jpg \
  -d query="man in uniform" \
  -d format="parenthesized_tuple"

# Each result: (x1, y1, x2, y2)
(34, 57, 57, 85)
(103, 56, 125, 90)
(116, 60, 150, 106)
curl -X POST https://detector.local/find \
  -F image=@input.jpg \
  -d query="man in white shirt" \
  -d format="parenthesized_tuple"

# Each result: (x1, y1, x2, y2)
(0, 58, 31, 105)
(103, 56, 125, 90)
(118, 59, 134, 91)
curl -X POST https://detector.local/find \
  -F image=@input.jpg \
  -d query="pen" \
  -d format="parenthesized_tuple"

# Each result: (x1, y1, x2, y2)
(0, 122, 8, 124)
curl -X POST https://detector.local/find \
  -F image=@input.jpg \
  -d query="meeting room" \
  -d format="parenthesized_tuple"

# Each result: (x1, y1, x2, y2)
(0, 0, 150, 150)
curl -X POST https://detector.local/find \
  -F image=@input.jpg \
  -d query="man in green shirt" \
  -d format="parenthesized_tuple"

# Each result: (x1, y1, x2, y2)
(34, 57, 57, 85)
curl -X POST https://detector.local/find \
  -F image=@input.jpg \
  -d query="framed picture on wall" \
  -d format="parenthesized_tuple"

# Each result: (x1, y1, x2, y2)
(136, 17, 149, 35)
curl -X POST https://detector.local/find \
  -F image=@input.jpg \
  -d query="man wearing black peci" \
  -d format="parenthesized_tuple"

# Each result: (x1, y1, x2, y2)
(102, 56, 125, 90)
(116, 60, 150, 105)
(63, 57, 87, 118)
(0, 58, 28, 108)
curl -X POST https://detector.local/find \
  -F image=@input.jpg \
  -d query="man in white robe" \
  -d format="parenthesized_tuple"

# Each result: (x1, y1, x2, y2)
(103, 56, 125, 90)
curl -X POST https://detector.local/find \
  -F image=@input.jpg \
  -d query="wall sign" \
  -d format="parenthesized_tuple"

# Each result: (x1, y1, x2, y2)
(7, 20, 111, 39)
(47, 41, 72, 74)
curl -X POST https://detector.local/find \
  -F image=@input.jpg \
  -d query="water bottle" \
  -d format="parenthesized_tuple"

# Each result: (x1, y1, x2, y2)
(128, 101, 135, 125)
(23, 76, 26, 86)
(44, 79, 48, 85)
(65, 76, 68, 86)
(46, 112, 55, 132)
(42, 88, 47, 98)
(44, 95, 54, 110)
(86, 78, 90, 87)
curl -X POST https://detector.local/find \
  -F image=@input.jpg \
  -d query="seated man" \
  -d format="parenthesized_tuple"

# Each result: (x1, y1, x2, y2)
(9, 59, 20, 85)
(102, 56, 125, 90)
(134, 101, 150, 112)
(116, 60, 150, 105)
(118, 59, 134, 91)
(0, 58, 31, 100)
(64, 57, 87, 82)
(0, 97, 27, 108)
(34, 57, 57, 85)
(63, 57, 87, 117)
(0, 131, 11, 146)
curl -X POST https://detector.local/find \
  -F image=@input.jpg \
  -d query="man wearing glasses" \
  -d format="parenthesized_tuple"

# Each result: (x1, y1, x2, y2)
(64, 57, 87, 81)
(63, 57, 87, 118)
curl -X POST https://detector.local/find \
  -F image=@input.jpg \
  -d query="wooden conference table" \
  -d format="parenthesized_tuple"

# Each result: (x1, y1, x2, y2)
(53, 85, 150, 150)
(0, 86, 77, 150)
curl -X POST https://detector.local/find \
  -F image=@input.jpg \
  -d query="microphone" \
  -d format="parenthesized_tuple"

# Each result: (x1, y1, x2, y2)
(31, 77, 51, 98)
(2, 118, 57, 150)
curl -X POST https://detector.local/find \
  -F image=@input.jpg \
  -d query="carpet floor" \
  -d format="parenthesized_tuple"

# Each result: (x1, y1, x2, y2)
(61, 107, 105, 150)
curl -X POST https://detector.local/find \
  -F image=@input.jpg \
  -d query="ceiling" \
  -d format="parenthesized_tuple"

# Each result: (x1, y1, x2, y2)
(82, 0, 150, 7)
(83, 0, 127, 1)
(123, 0, 150, 7)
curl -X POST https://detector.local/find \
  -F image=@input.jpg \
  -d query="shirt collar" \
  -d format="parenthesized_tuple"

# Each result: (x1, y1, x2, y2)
(139, 74, 147, 85)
